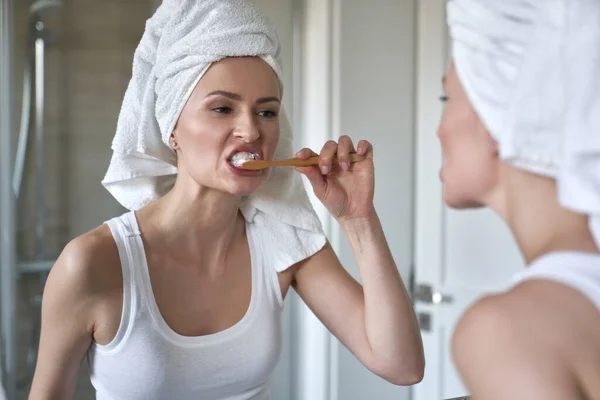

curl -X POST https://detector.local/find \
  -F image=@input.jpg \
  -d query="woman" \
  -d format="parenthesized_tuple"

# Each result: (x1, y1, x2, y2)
(29, 1, 423, 399)
(440, 1, 600, 398)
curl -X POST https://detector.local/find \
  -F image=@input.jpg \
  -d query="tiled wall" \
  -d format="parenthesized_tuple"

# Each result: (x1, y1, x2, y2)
(13, 1, 154, 397)
(14, 0, 154, 262)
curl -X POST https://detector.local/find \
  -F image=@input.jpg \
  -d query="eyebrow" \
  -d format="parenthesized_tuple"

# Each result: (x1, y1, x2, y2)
(206, 90, 280, 104)
(442, 75, 447, 86)
(256, 96, 281, 104)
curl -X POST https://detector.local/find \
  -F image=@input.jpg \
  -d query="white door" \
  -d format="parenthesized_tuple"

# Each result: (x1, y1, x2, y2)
(411, 1, 525, 399)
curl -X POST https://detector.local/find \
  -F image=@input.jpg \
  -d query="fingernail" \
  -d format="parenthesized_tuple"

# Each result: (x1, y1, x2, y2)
(341, 162, 349, 171)
(358, 146, 365, 154)
(321, 165, 329, 175)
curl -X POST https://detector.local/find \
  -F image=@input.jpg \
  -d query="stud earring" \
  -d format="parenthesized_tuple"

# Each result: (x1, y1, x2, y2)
(172, 141, 177, 148)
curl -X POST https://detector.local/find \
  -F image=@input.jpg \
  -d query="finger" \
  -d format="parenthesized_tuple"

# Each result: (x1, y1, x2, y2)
(295, 148, 317, 160)
(319, 140, 338, 175)
(295, 166, 327, 197)
(337, 135, 356, 171)
(357, 140, 373, 159)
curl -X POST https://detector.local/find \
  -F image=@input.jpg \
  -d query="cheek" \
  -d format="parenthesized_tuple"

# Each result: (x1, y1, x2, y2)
(442, 135, 499, 207)
(183, 131, 221, 160)
(438, 108, 497, 197)
(179, 113, 228, 148)
(263, 123, 281, 158)
(177, 125, 230, 175)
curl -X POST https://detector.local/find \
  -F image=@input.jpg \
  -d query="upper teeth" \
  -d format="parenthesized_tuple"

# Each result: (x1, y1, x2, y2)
(230, 152, 259, 167)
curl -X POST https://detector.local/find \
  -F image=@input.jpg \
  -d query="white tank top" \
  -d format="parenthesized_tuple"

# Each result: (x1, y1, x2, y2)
(87, 211, 284, 400)
(513, 251, 600, 311)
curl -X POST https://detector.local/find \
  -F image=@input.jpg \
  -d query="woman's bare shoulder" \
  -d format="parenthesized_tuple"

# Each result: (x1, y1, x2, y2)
(451, 284, 599, 399)
(49, 224, 122, 297)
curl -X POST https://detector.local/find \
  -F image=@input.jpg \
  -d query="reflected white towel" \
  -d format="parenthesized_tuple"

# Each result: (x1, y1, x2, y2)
(101, 0, 326, 271)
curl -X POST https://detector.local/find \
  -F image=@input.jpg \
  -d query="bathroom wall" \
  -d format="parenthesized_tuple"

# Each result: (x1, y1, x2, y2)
(13, 0, 148, 262)
(295, 0, 418, 398)
(334, 0, 416, 398)
(13, 1, 157, 398)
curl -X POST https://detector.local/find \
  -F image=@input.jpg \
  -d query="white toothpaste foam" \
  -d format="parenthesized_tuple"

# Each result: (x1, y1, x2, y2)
(229, 152, 259, 168)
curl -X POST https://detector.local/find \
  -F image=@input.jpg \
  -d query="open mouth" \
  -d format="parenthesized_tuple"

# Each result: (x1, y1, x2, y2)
(229, 151, 260, 168)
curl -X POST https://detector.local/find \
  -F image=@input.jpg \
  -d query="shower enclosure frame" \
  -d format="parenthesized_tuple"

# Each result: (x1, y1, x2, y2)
(1, 0, 60, 397)
(0, 1, 18, 399)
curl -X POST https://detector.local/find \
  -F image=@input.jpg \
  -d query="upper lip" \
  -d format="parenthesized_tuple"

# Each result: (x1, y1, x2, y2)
(226, 146, 262, 160)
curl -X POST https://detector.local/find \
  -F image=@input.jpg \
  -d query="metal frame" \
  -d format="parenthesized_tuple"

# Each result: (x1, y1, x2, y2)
(0, 0, 18, 398)
(12, 3, 60, 391)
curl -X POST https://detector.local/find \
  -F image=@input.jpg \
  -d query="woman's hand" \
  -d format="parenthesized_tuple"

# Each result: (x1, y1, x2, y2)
(295, 136, 375, 222)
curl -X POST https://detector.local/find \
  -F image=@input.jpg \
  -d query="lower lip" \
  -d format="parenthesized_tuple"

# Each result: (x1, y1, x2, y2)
(226, 160, 263, 177)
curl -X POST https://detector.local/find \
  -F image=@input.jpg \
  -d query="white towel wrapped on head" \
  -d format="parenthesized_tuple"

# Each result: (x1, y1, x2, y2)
(447, 0, 600, 249)
(102, 0, 326, 271)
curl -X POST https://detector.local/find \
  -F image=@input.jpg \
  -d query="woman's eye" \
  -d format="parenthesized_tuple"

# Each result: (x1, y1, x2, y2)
(258, 110, 278, 118)
(439, 95, 448, 103)
(212, 106, 232, 114)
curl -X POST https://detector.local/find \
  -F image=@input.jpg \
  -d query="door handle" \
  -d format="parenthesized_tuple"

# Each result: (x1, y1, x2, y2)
(417, 312, 432, 332)
(412, 283, 453, 304)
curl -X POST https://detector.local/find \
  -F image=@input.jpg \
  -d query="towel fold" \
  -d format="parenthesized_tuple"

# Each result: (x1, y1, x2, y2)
(447, 0, 600, 249)
(102, 0, 326, 271)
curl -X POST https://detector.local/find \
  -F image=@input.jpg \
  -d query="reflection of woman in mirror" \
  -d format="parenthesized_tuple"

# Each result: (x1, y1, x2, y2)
(439, 1, 600, 398)
(29, 1, 424, 398)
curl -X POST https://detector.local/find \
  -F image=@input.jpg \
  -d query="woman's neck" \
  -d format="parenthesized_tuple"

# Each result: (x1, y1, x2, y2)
(488, 165, 599, 265)
(139, 179, 246, 271)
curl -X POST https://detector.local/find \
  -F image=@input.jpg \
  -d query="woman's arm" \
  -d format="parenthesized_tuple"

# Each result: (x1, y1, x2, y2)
(293, 217, 424, 385)
(293, 137, 424, 385)
(29, 235, 104, 400)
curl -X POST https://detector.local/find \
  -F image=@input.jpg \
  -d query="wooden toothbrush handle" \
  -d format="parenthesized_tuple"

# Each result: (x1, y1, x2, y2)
(285, 153, 366, 167)
(242, 153, 367, 170)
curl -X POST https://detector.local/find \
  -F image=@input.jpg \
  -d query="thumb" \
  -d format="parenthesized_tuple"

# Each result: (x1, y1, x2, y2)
(295, 166, 327, 198)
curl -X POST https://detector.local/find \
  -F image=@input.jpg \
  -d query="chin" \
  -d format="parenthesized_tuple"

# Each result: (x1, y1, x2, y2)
(226, 179, 266, 197)
(443, 189, 486, 209)
(223, 164, 271, 196)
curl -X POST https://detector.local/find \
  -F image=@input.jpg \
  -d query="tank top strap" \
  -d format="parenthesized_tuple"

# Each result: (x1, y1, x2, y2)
(97, 212, 142, 353)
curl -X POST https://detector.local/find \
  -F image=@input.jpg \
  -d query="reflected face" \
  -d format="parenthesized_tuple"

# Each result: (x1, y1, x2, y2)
(437, 61, 500, 209)
(172, 56, 281, 197)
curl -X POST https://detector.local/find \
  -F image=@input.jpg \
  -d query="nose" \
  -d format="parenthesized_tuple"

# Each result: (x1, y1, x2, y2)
(436, 117, 448, 141)
(233, 111, 260, 143)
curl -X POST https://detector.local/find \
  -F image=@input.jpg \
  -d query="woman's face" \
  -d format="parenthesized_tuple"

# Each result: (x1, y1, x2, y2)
(172, 56, 281, 197)
(437, 61, 500, 208)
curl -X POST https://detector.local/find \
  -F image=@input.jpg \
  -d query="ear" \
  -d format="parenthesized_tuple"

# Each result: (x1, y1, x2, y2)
(170, 131, 179, 150)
